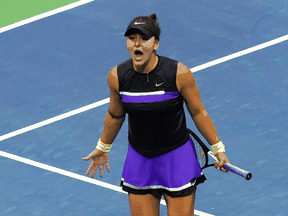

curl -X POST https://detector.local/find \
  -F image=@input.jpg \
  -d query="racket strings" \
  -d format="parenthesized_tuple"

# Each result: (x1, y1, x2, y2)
(191, 137, 206, 168)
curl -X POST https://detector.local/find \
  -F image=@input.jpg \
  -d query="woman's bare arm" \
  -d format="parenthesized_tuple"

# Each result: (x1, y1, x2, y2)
(176, 62, 229, 171)
(100, 66, 126, 144)
(176, 62, 220, 145)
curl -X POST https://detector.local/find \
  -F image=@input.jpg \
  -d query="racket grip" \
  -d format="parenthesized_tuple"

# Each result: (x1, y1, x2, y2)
(223, 163, 252, 180)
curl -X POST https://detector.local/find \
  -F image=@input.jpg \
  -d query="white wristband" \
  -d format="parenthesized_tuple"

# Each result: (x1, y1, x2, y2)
(211, 141, 225, 154)
(96, 139, 113, 153)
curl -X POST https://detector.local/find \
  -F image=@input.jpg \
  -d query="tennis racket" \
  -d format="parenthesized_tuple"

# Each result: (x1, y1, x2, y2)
(188, 128, 252, 180)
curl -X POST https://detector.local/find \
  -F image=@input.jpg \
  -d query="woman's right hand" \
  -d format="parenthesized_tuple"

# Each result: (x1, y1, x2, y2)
(82, 149, 110, 178)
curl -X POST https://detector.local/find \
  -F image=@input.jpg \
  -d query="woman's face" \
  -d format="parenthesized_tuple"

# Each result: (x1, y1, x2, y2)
(126, 34, 159, 67)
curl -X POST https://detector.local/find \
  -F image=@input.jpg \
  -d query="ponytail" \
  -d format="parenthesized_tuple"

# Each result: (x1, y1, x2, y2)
(149, 13, 158, 21)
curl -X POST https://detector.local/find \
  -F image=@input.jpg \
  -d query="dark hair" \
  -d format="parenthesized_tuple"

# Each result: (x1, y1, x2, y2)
(149, 13, 158, 21)
(131, 13, 161, 41)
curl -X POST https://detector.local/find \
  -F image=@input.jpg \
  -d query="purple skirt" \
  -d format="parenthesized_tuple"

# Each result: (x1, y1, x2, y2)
(120, 138, 206, 197)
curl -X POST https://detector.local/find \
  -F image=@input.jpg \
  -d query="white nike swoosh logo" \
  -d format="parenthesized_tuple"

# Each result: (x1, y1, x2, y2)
(134, 22, 145, 25)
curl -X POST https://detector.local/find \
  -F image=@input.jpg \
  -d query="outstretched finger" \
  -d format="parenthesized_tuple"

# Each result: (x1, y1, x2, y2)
(82, 149, 102, 161)
(91, 165, 99, 178)
(82, 151, 94, 161)
(86, 162, 94, 176)
(106, 163, 110, 173)
(100, 165, 104, 178)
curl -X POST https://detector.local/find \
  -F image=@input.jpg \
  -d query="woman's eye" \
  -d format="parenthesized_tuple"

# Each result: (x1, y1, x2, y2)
(128, 36, 135, 40)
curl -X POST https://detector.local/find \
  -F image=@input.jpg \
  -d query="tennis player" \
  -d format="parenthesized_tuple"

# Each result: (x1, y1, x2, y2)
(83, 13, 230, 216)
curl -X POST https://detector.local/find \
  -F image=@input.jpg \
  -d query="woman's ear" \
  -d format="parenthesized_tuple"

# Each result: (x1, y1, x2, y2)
(154, 38, 159, 51)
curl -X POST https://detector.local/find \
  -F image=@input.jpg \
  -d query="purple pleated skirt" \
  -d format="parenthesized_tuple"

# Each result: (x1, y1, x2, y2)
(120, 138, 206, 197)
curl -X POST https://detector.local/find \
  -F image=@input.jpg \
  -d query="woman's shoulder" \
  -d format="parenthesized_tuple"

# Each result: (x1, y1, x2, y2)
(109, 66, 118, 77)
(176, 62, 190, 75)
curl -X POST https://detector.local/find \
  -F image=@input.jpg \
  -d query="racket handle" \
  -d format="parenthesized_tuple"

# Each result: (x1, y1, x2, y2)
(223, 163, 252, 180)
(208, 151, 252, 180)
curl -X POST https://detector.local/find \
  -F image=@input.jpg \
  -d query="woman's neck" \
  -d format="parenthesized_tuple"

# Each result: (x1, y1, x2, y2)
(133, 53, 158, 74)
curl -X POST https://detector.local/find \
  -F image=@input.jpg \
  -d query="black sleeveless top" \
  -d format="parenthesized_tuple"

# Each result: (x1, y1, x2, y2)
(117, 55, 189, 154)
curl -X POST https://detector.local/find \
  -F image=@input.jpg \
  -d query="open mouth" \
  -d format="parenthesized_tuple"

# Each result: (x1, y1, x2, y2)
(134, 50, 143, 55)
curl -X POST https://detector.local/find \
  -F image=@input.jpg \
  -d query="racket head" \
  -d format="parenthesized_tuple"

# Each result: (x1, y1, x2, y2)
(188, 128, 215, 169)
(188, 129, 253, 180)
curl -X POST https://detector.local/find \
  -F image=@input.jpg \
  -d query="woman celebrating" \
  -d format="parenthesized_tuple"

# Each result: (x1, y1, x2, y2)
(83, 13, 230, 216)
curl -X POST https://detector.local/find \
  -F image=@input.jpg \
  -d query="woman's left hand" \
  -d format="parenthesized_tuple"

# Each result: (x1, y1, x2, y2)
(215, 152, 230, 172)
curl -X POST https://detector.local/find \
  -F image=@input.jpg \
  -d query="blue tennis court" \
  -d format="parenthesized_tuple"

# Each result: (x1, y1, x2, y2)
(0, 0, 288, 215)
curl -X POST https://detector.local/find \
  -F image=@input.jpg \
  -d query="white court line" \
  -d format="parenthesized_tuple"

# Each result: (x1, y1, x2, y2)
(191, 34, 288, 73)
(0, 98, 110, 142)
(0, 150, 214, 216)
(0, 0, 94, 34)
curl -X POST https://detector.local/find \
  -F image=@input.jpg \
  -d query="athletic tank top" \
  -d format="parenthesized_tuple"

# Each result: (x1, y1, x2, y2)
(117, 55, 190, 154)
